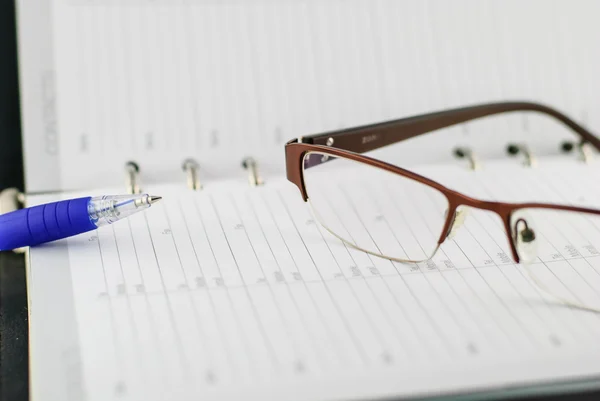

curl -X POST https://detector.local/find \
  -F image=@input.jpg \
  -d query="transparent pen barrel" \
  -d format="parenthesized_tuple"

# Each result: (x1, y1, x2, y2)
(88, 194, 153, 227)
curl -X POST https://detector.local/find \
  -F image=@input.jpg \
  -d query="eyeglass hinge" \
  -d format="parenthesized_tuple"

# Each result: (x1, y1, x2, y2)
(297, 136, 314, 144)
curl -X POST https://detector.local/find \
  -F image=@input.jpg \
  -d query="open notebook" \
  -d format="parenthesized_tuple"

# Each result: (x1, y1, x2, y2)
(27, 160, 600, 401)
(13, 0, 600, 400)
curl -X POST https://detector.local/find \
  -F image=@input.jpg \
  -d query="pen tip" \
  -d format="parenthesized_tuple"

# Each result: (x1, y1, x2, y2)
(149, 196, 162, 204)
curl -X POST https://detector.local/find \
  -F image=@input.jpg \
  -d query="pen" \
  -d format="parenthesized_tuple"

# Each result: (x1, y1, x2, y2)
(0, 194, 161, 251)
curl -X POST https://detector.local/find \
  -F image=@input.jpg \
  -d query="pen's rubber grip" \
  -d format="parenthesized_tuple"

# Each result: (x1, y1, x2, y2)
(0, 197, 96, 251)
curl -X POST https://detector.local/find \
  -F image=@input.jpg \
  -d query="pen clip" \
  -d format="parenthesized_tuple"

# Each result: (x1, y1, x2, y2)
(125, 161, 142, 194)
(182, 158, 202, 191)
(507, 143, 537, 168)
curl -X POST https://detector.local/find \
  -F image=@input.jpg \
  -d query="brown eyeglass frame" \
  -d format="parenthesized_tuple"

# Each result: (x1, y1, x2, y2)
(285, 101, 600, 264)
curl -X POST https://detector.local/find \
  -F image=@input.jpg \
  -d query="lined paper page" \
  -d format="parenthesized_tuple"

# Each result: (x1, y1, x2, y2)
(27, 161, 600, 401)
(18, 0, 600, 191)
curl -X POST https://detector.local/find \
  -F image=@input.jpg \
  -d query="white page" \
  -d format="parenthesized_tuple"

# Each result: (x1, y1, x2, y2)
(17, 0, 600, 192)
(27, 160, 600, 401)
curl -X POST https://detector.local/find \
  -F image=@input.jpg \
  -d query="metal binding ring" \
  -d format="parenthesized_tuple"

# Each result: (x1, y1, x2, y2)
(125, 161, 141, 194)
(506, 143, 537, 168)
(241, 157, 264, 187)
(561, 140, 593, 164)
(182, 158, 202, 190)
(0, 188, 27, 254)
(453, 147, 481, 171)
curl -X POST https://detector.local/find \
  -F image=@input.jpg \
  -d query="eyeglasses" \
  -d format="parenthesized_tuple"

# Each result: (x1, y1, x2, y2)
(285, 102, 600, 311)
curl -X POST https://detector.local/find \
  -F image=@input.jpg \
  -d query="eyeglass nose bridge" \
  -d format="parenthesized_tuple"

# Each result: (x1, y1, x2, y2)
(440, 200, 527, 264)
(443, 206, 469, 241)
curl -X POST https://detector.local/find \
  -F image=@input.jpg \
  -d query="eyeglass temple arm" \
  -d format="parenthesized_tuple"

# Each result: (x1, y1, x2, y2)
(302, 101, 600, 155)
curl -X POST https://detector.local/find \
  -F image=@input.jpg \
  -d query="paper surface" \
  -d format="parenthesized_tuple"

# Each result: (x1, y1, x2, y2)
(27, 161, 600, 401)
(17, 0, 600, 192)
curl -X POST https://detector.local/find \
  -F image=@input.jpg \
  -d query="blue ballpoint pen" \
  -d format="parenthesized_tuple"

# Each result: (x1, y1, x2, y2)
(0, 194, 161, 251)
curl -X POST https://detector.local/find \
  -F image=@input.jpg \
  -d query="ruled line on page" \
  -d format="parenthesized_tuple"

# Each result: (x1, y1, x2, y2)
(27, 160, 600, 400)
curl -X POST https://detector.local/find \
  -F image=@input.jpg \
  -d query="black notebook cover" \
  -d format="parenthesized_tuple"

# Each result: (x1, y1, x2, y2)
(0, 1, 27, 401)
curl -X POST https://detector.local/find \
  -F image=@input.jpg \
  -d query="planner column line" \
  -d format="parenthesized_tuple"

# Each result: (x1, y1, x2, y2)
(539, 169, 600, 287)
(74, 11, 89, 155)
(365, 183, 479, 354)
(181, 2, 202, 150)
(457, 208, 569, 347)
(91, 7, 106, 154)
(243, 192, 329, 370)
(139, 4, 157, 151)
(230, 192, 313, 373)
(403, 183, 537, 348)
(458, 191, 586, 343)
(167, 7, 186, 149)
(379, 183, 483, 354)
(320, 189, 422, 360)
(275, 190, 370, 365)
(309, 192, 401, 365)
(110, 224, 148, 386)
(105, 5, 119, 149)
(257, 191, 349, 366)
(95, 230, 126, 394)
(366, 181, 506, 353)
(126, 219, 169, 392)
(120, 4, 136, 150)
(207, 194, 282, 370)
(154, 7, 170, 151)
(163, 203, 219, 384)
(471, 173, 596, 341)
(550, 169, 600, 245)
(495, 170, 600, 314)
(304, 2, 329, 131)
(190, 195, 251, 381)
(240, 6, 266, 146)
(478, 171, 600, 337)
(417, 182, 549, 348)
(403, 183, 540, 347)
(142, 214, 194, 383)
